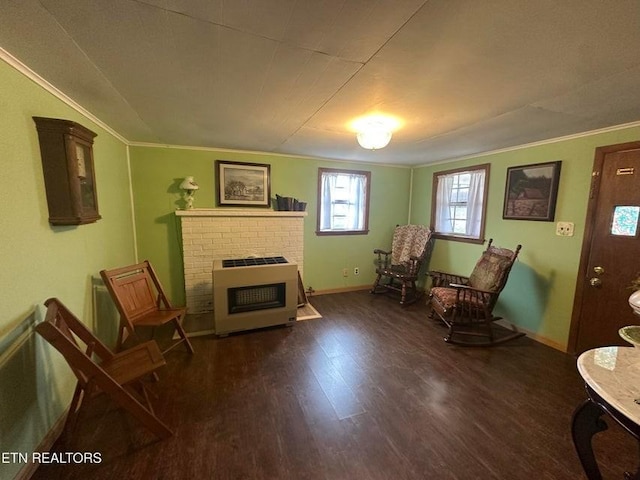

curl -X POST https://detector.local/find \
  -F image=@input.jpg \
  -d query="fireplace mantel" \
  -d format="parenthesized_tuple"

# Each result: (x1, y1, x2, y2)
(175, 209, 307, 218)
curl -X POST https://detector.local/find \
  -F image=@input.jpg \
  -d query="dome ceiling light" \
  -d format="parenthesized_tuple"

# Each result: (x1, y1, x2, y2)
(352, 115, 398, 150)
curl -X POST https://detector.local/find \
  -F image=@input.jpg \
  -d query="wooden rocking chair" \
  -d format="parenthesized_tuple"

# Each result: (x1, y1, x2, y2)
(428, 239, 524, 346)
(370, 225, 435, 305)
(35, 298, 173, 441)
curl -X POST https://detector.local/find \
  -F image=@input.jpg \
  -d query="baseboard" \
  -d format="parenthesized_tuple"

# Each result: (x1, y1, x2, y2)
(15, 411, 67, 480)
(494, 319, 567, 352)
(312, 285, 371, 296)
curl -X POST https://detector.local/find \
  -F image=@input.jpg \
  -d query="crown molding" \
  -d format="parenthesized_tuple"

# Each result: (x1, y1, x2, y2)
(0, 47, 128, 144)
(415, 120, 640, 168)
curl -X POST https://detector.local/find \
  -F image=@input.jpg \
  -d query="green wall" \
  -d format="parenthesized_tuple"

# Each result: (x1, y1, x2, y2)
(130, 124, 640, 351)
(129, 146, 412, 303)
(410, 126, 640, 349)
(0, 59, 135, 479)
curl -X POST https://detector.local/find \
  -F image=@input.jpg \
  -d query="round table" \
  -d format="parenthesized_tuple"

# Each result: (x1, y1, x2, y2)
(573, 346, 640, 479)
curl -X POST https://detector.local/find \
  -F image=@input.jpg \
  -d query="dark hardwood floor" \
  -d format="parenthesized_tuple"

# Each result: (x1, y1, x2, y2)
(34, 291, 637, 479)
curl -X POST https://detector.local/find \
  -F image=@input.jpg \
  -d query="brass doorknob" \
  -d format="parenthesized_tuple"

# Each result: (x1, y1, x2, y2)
(593, 266, 605, 275)
(589, 277, 602, 287)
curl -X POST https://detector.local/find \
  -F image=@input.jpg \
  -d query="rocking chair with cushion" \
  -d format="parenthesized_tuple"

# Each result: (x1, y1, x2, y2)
(428, 239, 524, 346)
(370, 225, 435, 305)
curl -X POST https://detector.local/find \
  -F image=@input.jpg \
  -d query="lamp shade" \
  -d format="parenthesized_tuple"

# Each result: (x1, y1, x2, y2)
(355, 119, 392, 150)
(180, 176, 199, 191)
(357, 129, 392, 150)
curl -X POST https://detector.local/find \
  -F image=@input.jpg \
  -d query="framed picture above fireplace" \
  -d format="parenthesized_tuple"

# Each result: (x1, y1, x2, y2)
(215, 160, 271, 207)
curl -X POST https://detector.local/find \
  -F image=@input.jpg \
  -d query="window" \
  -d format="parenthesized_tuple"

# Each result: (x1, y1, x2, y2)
(431, 164, 490, 243)
(611, 205, 640, 236)
(317, 168, 371, 235)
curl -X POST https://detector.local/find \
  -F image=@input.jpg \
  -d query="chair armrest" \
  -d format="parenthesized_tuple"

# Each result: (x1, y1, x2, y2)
(429, 271, 470, 288)
(405, 255, 424, 275)
(447, 283, 494, 310)
(373, 249, 392, 268)
(448, 283, 494, 295)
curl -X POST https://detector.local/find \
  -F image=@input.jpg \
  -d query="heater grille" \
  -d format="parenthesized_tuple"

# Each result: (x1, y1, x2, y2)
(222, 256, 288, 268)
(234, 285, 278, 305)
(228, 283, 285, 313)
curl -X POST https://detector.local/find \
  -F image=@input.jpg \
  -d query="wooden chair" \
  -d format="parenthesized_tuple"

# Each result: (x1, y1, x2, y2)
(428, 239, 525, 346)
(370, 225, 435, 305)
(100, 260, 194, 354)
(35, 298, 172, 441)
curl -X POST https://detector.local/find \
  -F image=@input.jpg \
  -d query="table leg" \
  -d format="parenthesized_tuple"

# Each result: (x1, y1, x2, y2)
(572, 399, 609, 480)
(624, 441, 640, 480)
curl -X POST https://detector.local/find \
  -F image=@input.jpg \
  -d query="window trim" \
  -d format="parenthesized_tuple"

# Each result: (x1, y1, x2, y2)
(430, 163, 490, 244)
(316, 167, 371, 236)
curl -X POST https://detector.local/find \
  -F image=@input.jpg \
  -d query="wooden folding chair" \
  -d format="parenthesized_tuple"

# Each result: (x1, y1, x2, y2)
(35, 298, 173, 441)
(100, 260, 194, 354)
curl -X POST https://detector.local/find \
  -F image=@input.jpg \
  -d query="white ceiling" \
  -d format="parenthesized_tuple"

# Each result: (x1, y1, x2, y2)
(2, 0, 640, 165)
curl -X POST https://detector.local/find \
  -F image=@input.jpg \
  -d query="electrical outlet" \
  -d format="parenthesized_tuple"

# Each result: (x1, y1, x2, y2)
(354, 267, 360, 275)
(342, 268, 348, 277)
(556, 221, 575, 236)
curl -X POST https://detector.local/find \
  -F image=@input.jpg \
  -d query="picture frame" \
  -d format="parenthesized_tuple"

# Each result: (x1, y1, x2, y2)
(215, 160, 271, 207)
(503, 161, 562, 221)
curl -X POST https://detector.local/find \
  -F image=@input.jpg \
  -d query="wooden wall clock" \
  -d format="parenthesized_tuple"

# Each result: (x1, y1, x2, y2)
(33, 117, 101, 225)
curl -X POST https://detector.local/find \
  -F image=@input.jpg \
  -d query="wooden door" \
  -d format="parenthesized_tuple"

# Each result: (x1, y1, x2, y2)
(569, 141, 640, 354)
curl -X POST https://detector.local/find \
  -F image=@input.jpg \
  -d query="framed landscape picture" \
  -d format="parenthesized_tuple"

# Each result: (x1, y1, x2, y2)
(215, 160, 271, 207)
(503, 161, 562, 221)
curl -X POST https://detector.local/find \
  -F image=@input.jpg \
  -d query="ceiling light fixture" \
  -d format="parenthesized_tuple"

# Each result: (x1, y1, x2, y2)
(353, 116, 395, 150)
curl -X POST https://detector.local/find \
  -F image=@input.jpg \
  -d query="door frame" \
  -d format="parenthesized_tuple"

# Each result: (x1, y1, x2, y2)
(567, 140, 640, 355)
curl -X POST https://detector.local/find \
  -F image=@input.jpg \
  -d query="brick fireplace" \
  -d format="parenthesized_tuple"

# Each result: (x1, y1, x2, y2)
(175, 209, 306, 313)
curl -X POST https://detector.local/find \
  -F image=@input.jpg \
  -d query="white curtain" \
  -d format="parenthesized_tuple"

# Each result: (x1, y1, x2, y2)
(320, 172, 366, 231)
(435, 174, 454, 233)
(320, 173, 337, 230)
(350, 174, 366, 230)
(465, 169, 485, 237)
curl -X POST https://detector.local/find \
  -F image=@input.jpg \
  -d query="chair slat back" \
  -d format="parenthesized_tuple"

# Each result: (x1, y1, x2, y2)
(100, 262, 165, 325)
(111, 270, 158, 320)
(36, 298, 113, 388)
